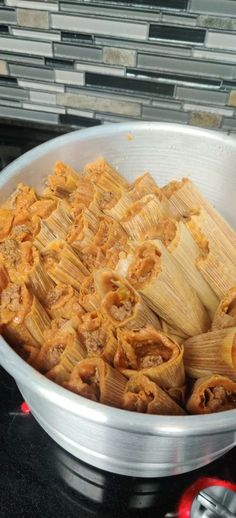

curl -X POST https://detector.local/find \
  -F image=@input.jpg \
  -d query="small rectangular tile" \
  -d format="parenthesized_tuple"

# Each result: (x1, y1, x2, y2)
(193, 48, 236, 64)
(86, 72, 175, 97)
(137, 53, 234, 80)
(189, 0, 236, 16)
(59, 2, 161, 22)
(59, 113, 100, 127)
(0, 8, 17, 24)
(0, 26, 9, 34)
(221, 117, 236, 130)
(162, 14, 197, 26)
(54, 42, 102, 62)
(61, 31, 93, 44)
(51, 14, 148, 40)
(183, 103, 234, 117)
(176, 86, 228, 105)
(142, 105, 189, 123)
(0, 60, 8, 75)
(57, 92, 141, 117)
(67, 108, 94, 118)
(18, 79, 64, 92)
(151, 99, 182, 110)
(96, 36, 192, 57)
(190, 111, 222, 129)
(0, 76, 16, 84)
(0, 105, 59, 124)
(29, 90, 57, 105)
(0, 84, 28, 99)
(228, 91, 236, 107)
(11, 28, 60, 41)
(127, 67, 220, 87)
(45, 57, 74, 70)
(75, 62, 125, 77)
(0, 36, 52, 56)
(0, 99, 21, 108)
(5, 1, 58, 11)
(23, 102, 65, 114)
(84, 0, 188, 8)
(16, 8, 49, 29)
(103, 47, 136, 67)
(149, 24, 206, 43)
(9, 63, 54, 81)
(55, 69, 84, 86)
(206, 31, 236, 51)
(0, 52, 44, 64)
(198, 15, 236, 30)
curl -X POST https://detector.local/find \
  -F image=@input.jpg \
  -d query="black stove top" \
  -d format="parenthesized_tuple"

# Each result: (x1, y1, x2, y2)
(0, 121, 236, 518)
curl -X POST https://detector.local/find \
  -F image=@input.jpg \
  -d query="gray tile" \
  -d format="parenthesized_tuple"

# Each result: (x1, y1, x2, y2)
(0, 84, 28, 100)
(55, 69, 84, 86)
(103, 47, 136, 67)
(51, 14, 148, 40)
(67, 108, 94, 118)
(183, 103, 234, 117)
(54, 42, 102, 62)
(193, 48, 236, 64)
(75, 62, 124, 77)
(0, 105, 59, 124)
(206, 31, 236, 52)
(0, 60, 8, 75)
(23, 102, 65, 114)
(162, 14, 197, 26)
(137, 53, 235, 79)
(221, 117, 236, 130)
(190, 111, 222, 129)
(60, 2, 161, 21)
(0, 52, 44, 64)
(198, 15, 236, 30)
(151, 99, 182, 110)
(0, 99, 21, 107)
(176, 86, 228, 105)
(142, 105, 189, 123)
(11, 28, 60, 41)
(96, 113, 139, 123)
(9, 63, 54, 81)
(96, 37, 192, 57)
(0, 36, 52, 56)
(66, 86, 151, 105)
(16, 7, 49, 29)
(0, 8, 17, 24)
(29, 90, 57, 105)
(57, 92, 141, 117)
(189, 0, 236, 16)
(5, 1, 58, 11)
(18, 79, 64, 93)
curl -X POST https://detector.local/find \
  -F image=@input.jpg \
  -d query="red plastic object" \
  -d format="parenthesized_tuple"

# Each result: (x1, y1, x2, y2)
(20, 401, 31, 414)
(178, 476, 236, 517)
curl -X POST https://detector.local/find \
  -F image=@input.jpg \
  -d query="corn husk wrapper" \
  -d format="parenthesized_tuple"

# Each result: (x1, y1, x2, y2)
(2, 183, 37, 211)
(1, 283, 51, 347)
(160, 319, 187, 345)
(120, 195, 166, 240)
(26, 246, 55, 303)
(41, 241, 89, 291)
(186, 374, 236, 414)
(196, 244, 236, 300)
(183, 327, 236, 380)
(66, 208, 99, 249)
(156, 219, 219, 318)
(0, 263, 9, 293)
(33, 323, 86, 373)
(94, 270, 161, 330)
(92, 216, 128, 252)
(77, 310, 117, 364)
(166, 385, 186, 407)
(69, 177, 102, 219)
(79, 274, 101, 312)
(45, 283, 84, 319)
(127, 240, 210, 337)
(34, 200, 74, 251)
(128, 172, 161, 201)
(163, 177, 236, 248)
(45, 161, 80, 198)
(84, 158, 129, 192)
(114, 327, 185, 389)
(212, 287, 236, 330)
(0, 209, 14, 241)
(123, 373, 186, 415)
(64, 357, 127, 408)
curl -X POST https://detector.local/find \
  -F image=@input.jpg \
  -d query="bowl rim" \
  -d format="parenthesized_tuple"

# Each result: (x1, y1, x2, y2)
(0, 121, 236, 437)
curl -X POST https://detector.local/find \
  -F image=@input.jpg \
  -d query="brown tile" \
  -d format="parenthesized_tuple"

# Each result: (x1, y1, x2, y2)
(17, 8, 49, 29)
(0, 60, 8, 75)
(57, 92, 141, 116)
(190, 111, 222, 128)
(103, 47, 136, 67)
(228, 90, 236, 107)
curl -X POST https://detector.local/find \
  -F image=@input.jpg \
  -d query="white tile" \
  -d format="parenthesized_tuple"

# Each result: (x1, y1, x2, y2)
(0, 99, 21, 108)
(18, 79, 64, 93)
(206, 31, 236, 51)
(75, 62, 124, 76)
(51, 14, 148, 40)
(67, 108, 94, 118)
(6, 1, 58, 11)
(193, 48, 236, 63)
(11, 28, 60, 41)
(55, 69, 85, 86)
(183, 103, 234, 117)
(0, 37, 52, 56)
(30, 90, 57, 105)
(23, 102, 65, 114)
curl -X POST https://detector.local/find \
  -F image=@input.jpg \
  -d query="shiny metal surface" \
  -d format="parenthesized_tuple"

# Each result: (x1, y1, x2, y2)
(0, 122, 236, 477)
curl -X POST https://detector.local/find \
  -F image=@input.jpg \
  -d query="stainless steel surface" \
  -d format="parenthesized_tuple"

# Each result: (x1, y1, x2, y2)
(191, 486, 236, 518)
(197, 491, 235, 518)
(0, 122, 236, 477)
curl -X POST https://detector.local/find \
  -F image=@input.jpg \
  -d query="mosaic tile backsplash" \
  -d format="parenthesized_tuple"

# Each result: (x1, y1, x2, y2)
(1, 0, 236, 133)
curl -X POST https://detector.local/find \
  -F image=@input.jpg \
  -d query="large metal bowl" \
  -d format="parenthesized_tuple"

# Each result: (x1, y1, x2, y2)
(0, 122, 235, 478)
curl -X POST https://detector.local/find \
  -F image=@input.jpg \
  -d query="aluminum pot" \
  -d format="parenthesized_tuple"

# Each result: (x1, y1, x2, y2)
(0, 122, 235, 478)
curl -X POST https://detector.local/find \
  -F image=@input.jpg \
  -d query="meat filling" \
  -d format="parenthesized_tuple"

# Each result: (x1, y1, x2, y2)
(123, 390, 153, 413)
(202, 385, 236, 412)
